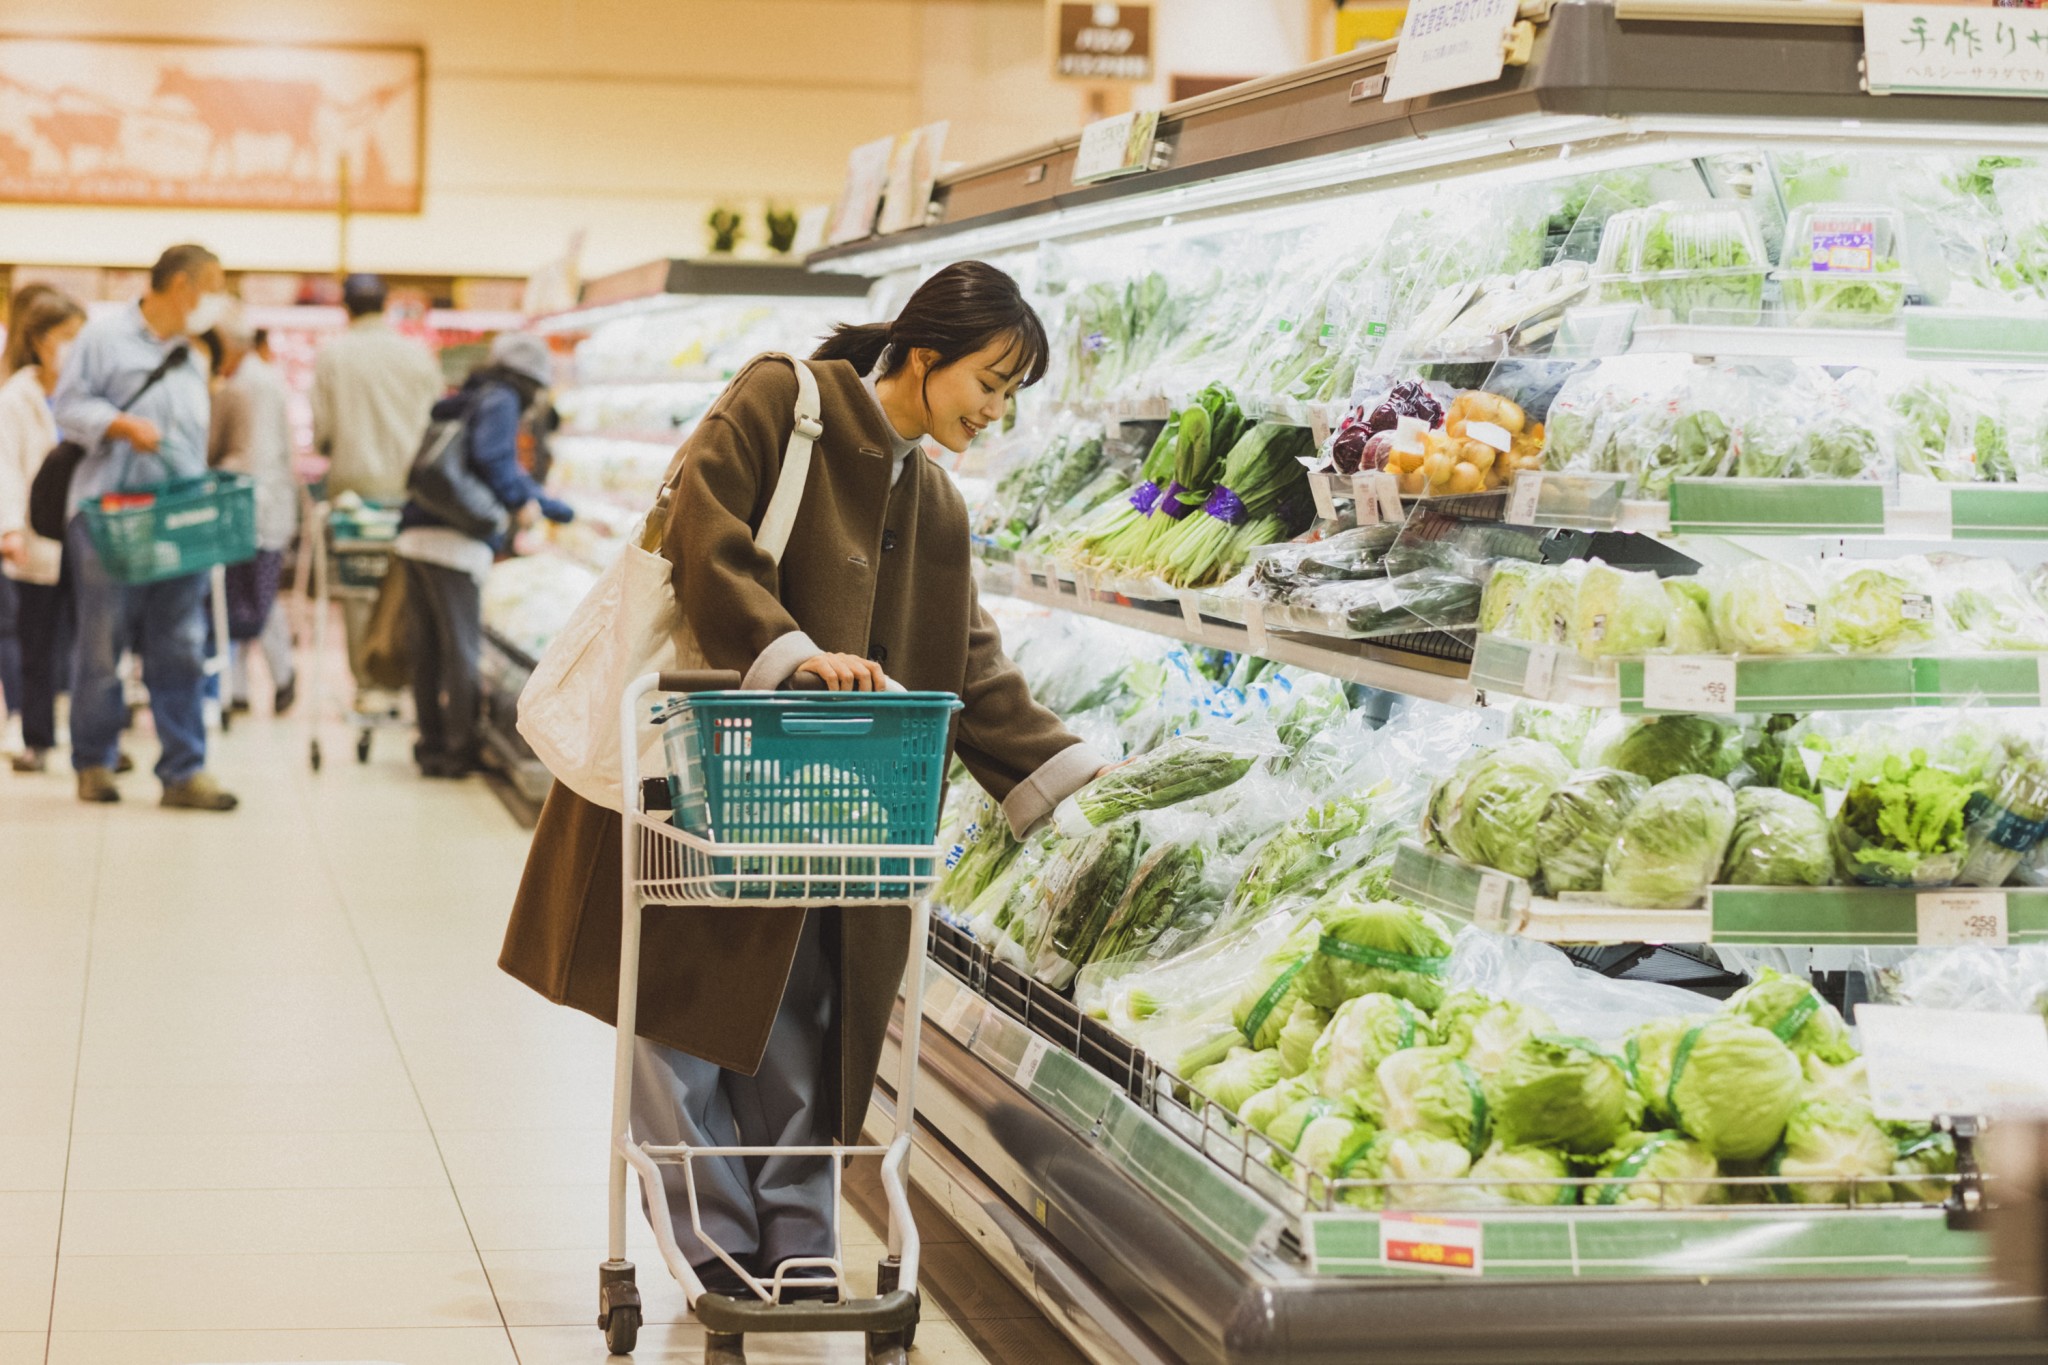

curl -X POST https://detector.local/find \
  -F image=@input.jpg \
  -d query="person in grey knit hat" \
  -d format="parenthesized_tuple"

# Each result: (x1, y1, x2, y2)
(488, 330, 553, 388)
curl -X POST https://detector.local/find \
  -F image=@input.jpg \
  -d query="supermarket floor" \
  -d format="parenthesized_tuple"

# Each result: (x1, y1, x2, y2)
(0, 652, 1086, 1365)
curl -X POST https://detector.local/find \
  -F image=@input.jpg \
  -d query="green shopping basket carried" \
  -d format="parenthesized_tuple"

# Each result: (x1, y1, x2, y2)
(83, 470, 258, 586)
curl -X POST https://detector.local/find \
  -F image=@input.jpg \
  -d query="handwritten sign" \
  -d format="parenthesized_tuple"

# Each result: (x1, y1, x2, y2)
(1865, 5, 2048, 98)
(1384, 0, 1519, 102)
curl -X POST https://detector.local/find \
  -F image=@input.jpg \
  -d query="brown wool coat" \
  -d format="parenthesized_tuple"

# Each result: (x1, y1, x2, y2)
(498, 355, 1097, 1143)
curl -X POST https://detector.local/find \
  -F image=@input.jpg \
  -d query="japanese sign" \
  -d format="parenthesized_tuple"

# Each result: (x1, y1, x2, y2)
(1073, 109, 1161, 184)
(1865, 5, 2048, 98)
(1384, 0, 1520, 102)
(1055, 4, 1154, 82)
(1859, 1004, 2048, 1121)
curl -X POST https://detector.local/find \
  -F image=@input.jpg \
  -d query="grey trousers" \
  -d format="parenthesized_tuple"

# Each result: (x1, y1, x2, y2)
(631, 909, 837, 1271)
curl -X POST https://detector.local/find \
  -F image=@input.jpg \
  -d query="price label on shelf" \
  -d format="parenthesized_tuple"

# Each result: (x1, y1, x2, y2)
(1916, 889, 2010, 947)
(938, 986, 983, 1042)
(1380, 1212, 1483, 1276)
(1178, 591, 1205, 633)
(1505, 472, 1543, 527)
(1472, 872, 1510, 933)
(1520, 643, 1559, 700)
(1353, 471, 1403, 526)
(1641, 656, 1738, 715)
(1859, 1004, 2048, 1122)
(1014, 1035, 1052, 1091)
(1244, 602, 1272, 654)
(1309, 473, 1341, 523)
(1311, 409, 1334, 450)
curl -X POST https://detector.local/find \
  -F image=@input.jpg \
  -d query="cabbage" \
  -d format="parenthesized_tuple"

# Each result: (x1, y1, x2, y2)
(1229, 917, 1323, 1050)
(1512, 566, 1578, 646)
(1190, 1046, 1286, 1115)
(1591, 714, 1742, 785)
(1588, 1131, 1724, 1208)
(1376, 1046, 1492, 1157)
(1309, 992, 1433, 1105)
(1536, 768, 1648, 893)
(1570, 562, 1669, 657)
(1275, 1000, 1331, 1077)
(1468, 1143, 1575, 1207)
(1709, 560, 1821, 655)
(1264, 1091, 1353, 1153)
(1507, 703, 1597, 765)
(1602, 775, 1738, 908)
(1888, 1125, 1958, 1203)
(1480, 560, 1541, 635)
(1291, 1109, 1381, 1182)
(1238, 1076, 1316, 1137)
(1488, 1035, 1644, 1156)
(1720, 787, 1832, 887)
(1773, 1098, 1895, 1204)
(1626, 1015, 1802, 1161)
(1725, 967, 1856, 1063)
(1338, 1131, 1475, 1210)
(1663, 577, 1719, 654)
(1433, 991, 1556, 1077)
(1299, 902, 1454, 1012)
(1426, 739, 1573, 880)
(1801, 1053, 1870, 1107)
(1820, 564, 1937, 655)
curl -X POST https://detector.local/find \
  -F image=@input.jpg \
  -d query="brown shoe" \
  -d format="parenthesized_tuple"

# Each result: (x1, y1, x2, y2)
(161, 772, 239, 812)
(11, 748, 47, 774)
(76, 767, 120, 803)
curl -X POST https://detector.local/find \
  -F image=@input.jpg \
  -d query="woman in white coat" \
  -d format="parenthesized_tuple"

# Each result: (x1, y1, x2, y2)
(0, 286, 86, 771)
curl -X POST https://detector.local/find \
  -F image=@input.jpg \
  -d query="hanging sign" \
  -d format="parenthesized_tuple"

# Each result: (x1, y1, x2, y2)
(1072, 109, 1161, 184)
(1055, 4, 1154, 82)
(1865, 6, 2048, 98)
(1859, 1004, 2048, 1122)
(1383, 0, 1520, 102)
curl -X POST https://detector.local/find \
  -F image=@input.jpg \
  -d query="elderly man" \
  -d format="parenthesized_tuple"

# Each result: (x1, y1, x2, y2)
(55, 243, 236, 809)
(208, 312, 298, 715)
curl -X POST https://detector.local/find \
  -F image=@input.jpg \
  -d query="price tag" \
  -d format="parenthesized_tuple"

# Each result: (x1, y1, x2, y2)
(1641, 656, 1738, 715)
(1505, 472, 1543, 527)
(1244, 602, 1272, 655)
(1351, 474, 1382, 527)
(1309, 473, 1341, 523)
(1178, 591, 1205, 633)
(1916, 889, 2010, 947)
(1465, 420, 1513, 454)
(1520, 643, 1559, 700)
(1354, 471, 1403, 525)
(1473, 872, 1510, 932)
(1311, 408, 1334, 450)
(1380, 1212, 1483, 1276)
(1014, 1035, 1052, 1091)
(1073, 110, 1162, 184)
(1858, 1004, 2048, 1122)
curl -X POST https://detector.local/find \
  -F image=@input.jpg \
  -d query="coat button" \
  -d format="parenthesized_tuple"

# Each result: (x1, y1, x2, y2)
(868, 644, 888, 664)
(881, 530, 898, 552)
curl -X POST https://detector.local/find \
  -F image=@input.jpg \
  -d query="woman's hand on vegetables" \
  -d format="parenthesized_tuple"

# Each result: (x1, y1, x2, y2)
(796, 653, 886, 692)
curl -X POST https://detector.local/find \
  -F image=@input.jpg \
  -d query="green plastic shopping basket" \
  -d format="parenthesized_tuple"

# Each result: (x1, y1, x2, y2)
(662, 691, 961, 900)
(83, 471, 258, 586)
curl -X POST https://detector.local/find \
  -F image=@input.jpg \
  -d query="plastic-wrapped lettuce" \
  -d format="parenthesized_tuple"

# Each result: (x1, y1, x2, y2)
(1933, 555, 2048, 652)
(1588, 1131, 1725, 1208)
(1536, 768, 1649, 894)
(1190, 1047, 1286, 1115)
(1264, 1091, 1358, 1155)
(1238, 1076, 1316, 1137)
(1819, 561, 1938, 656)
(1625, 1015, 1802, 1161)
(1662, 577, 1719, 654)
(1507, 704, 1597, 765)
(1479, 560, 1542, 636)
(1802, 1053, 1870, 1107)
(1231, 793, 1377, 921)
(1511, 563, 1579, 646)
(1721, 787, 1833, 888)
(1426, 739, 1573, 880)
(1487, 1035, 1644, 1156)
(1602, 775, 1738, 908)
(1587, 714, 1742, 786)
(1772, 1098, 1895, 1204)
(1832, 750, 1978, 888)
(1290, 1109, 1382, 1184)
(1433, 991, 1556, 1077)
(1376, 1046, 1492, 1157)
(1726, 967, 1857, 1064)
(1309, 991, 1433, 1105)
(1229, 917, 1324, 1051)
(1468, 1143, 1575, 1207)
(1275, 1000, 1331, 1078)
(1569, 562, 1669, 657)
(1337, 1131, 1475, 1210)
(1708, 560, 1821, 655)
(1888, 1125, 1958, 1203)
(1299, 902, 1455, 1012)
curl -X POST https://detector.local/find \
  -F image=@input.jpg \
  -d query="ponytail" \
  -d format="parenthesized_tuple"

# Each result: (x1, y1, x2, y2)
(810, 261, 1047, 390)
(812, 320, 893, 376)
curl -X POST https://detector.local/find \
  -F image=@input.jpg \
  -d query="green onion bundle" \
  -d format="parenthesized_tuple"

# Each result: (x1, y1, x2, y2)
(1148, 422, 1317, 588)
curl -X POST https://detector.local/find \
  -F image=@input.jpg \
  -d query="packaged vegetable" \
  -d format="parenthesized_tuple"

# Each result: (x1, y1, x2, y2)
(1587, 713, 1743, 786)
(1061, 735, 1257, 833)
(1375, 1046, 1493, 1157)
(1776, 205, 1911, 328)
(1275, 1000, 1331, 1078)
(1237, 1076, 1316, 1138)
(1508, 703, 1598, 765)
(1569, 562, 1669, 657)
(1818, 560, 1938, 655)
(1721, 788, 1833, 888)
(1602, 775, 1738, 908)
(1624, 1015, 1802, 1161)
(1468, 1143, 1575, 1207)
(1596, 202, 1769, 325)
(1888, 1126, 1959, 1203)
(1662, 578, 1719, 654)
(1487, 1035, 1644, 1156)
(1283, 569, 1483, 640)
(1337, 1131, 1475, 1210)
(1772, 1098, 1896, 1204)
(1308, 992, 1432, 1107)
(1433, 991, 1557, 1077)
(1425, 738, 1574, 880)
(1536, 768, 1649, 894)
(1959, 748, 2048, 888)
(1299, 902, 1454, 1012)
(1929, 555, 2048, 651)
(1588, 1130, 1726, 1208)
(1189, 1046, 1286, 1116)
(1289, 1110, 1383, 1187)
(1833, 750, 1980, 888)
(1708, 559, 1821, 655)
(1479, 559, 1541, 635)
(1030, 820, 1143, 988)
(1724, 967, 1856, 1062)
(1089, 835, 1213, 967)
(1230, 916, 1325, 1051)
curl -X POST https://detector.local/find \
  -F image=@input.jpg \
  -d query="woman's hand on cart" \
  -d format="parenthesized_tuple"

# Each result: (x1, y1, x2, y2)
(795, 653, 887, 692)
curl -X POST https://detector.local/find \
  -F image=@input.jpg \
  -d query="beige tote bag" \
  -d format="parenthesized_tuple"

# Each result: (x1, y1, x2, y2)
(517, 355, 823, 811)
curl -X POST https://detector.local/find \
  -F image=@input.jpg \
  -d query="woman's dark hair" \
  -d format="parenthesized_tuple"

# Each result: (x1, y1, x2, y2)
(813, 261, 1048, 398)
(4, 287, 84, 376)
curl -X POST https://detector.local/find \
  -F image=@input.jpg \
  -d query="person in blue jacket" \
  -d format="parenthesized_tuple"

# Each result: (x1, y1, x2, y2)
(394, 331, 572, 777)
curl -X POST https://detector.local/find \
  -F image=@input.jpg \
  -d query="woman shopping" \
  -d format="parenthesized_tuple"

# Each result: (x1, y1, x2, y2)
(499, 261, 1108, 1299)
(0, 286, 86, 772)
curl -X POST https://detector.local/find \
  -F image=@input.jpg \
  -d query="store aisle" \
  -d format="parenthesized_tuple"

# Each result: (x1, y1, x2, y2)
(0, 681, 1083, 1365)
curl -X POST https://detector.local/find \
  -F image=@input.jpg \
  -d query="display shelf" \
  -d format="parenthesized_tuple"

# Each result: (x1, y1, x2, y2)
(477, 627, 551, 827)
(1512, 473, 2048, 542)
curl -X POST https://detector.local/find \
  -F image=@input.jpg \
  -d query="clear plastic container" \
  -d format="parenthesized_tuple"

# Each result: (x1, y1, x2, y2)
(1958, 761, 2048, 888)
(1591, 201, 1769, 325)
(1774, 204, 1911, 328)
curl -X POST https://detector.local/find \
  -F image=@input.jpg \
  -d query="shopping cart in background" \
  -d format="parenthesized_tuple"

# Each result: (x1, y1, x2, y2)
(303, 494, 406, 771)
(600, 669, 959, 1364)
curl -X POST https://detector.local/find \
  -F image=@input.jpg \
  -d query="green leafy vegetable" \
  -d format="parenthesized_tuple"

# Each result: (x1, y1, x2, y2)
(1299, 902, 1455, 1013)
(1536, 768, 1649, 894)
(1721, 788, 1833, 888)
(1426, 739, 1573, 880)
(1625, 1015, 1802, 1161)
(1602, 775, 1738, 908)
(1487, 1035, 1644, 1156)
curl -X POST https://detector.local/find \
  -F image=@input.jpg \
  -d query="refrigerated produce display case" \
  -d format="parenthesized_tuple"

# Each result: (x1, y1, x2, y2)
(810, 5, 2048, 1360)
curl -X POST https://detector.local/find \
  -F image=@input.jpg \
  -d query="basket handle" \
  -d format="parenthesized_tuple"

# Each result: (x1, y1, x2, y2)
(779, 715, 876, 736)
(656, 669, 741, 694)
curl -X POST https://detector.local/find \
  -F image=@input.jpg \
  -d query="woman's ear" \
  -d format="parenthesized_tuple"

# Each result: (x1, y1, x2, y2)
(910, 346, 940, 379)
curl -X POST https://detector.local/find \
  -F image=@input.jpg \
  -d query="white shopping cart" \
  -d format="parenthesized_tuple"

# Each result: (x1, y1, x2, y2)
(302, 495, 408, 771)
(601, 669, 957, 1364)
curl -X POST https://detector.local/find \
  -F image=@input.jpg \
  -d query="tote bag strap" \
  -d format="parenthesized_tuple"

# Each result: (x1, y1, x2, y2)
(651, 353, 821, 565)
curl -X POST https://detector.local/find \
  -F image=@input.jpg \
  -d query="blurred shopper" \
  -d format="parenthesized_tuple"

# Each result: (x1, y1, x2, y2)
(207, 313, 298, 715)
(312, 274, 442, 699)
(0, 286, 85, 772)
(55, 243, 236, 809)
(394, 332, 570, 778)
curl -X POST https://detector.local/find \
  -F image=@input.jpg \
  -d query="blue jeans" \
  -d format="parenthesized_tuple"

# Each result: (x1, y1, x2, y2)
(67, 517, 208, 782)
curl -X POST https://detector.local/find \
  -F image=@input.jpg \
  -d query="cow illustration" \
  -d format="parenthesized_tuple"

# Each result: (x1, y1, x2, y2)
(154, 66, 323, 179)
(31, 108, 121, 173)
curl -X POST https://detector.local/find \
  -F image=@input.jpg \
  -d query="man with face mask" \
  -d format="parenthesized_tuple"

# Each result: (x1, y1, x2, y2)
(53, 242, 238, 810)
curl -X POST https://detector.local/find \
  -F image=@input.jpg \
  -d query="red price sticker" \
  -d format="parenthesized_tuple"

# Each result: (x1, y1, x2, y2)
(1380, 1212, 1483, 1276)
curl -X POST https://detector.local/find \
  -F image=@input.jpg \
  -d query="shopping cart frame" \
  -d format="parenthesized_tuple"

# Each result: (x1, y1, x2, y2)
(303, 496, 409, 771)
(601, 669, 933, 1364)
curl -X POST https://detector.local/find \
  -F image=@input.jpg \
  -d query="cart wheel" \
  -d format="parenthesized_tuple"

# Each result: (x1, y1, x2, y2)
(704, 1330, 744, 1365)
(356, 732, 372, 763)
(865, 1329, 909, 1365)
(310, 739, 323, 773)
(602, 1303, 640, 1355)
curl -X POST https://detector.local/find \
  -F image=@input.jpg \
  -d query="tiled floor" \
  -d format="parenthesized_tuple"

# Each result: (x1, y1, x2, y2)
(0, 640, 1085, 1365)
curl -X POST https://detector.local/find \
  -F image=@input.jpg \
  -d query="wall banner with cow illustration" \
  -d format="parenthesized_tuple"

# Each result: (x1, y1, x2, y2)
(0, 37, 423, 212)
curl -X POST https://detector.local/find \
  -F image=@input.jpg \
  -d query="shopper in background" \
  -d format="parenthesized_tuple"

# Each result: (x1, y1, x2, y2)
(311, 273, 443, 700)
(0, 285, 85, 773)
(55, 243, 236, 810)
(207, 312, 298, 715)
(394, 331, 571, 779)
(500, 262, 1106, 1301)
